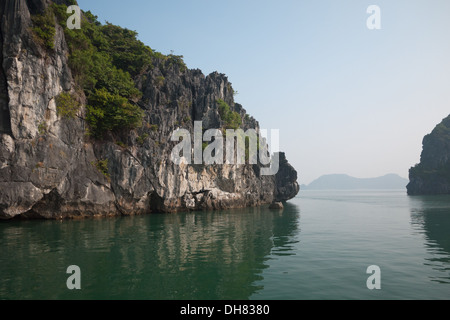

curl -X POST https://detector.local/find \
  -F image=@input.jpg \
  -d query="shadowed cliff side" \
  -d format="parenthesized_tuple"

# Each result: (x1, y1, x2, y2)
(407, 115, 450, 195)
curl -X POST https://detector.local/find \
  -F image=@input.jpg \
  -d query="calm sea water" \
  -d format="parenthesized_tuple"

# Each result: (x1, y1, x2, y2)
(1, 190, 450, 300)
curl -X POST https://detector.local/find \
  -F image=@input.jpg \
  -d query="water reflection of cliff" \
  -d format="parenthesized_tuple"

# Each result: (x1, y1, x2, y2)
(140, 204, 301, 300)
(0, 203, 300, 300)
(409, 195, 450, 284)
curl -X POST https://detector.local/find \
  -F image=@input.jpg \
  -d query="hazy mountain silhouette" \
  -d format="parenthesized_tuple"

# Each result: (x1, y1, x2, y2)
(302, 174, 408, 190)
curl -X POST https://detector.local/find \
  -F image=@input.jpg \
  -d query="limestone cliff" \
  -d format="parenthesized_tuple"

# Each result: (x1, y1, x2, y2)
(0, 0, 299, 219)
(407, 115, 450, 195)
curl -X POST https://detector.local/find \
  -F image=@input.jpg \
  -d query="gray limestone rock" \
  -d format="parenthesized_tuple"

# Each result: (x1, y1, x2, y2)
(0, 0, 299, 219)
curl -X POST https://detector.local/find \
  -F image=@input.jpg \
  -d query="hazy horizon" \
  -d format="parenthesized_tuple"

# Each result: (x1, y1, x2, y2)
(301, 172, 409, 187)
(77, 0, 450, 185)
(302, 172, 408, 183)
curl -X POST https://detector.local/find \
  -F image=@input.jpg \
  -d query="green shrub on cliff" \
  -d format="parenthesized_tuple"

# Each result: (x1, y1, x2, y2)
(63, 24, 141, 99)
(31, 8, 56, 50)
(217, 99, 242, 130)
(56, 92, 81, 118)
(166, 54, 187, 72)
(99, 23, 154, 77)
(53, 4, 146, 136)
(92, 159, 110, 179)
(86, 88, 144, 138)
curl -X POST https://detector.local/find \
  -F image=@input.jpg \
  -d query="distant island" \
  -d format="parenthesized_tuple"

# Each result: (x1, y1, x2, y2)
(301, 174, 408, 190)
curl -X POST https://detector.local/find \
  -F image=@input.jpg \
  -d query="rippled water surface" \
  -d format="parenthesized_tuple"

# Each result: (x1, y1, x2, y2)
(1, 190, 449, 300)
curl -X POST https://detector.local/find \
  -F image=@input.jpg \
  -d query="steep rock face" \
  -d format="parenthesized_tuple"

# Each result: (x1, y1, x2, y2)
(407, 115, 450, 195)
(0, 0, 299, 219)
(274, 152, 300, 202)
(1, 0, 117, 219)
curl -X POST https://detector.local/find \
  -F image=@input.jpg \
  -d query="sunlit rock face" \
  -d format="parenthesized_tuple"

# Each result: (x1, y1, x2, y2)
(0, 0, 299, 219)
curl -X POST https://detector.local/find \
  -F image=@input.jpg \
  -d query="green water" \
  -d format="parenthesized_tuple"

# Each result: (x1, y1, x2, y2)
(1, 190, 450, 300)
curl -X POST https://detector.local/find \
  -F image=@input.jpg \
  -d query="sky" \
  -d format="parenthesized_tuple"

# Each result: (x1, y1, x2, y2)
(77, 0, 450, 185)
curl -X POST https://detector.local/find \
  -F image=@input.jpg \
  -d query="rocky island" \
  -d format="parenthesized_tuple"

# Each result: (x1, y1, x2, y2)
(0, 0, 299, 219)
(407, 115, 450, 195)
